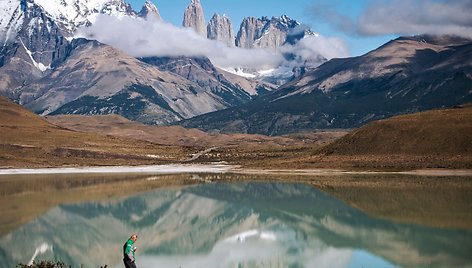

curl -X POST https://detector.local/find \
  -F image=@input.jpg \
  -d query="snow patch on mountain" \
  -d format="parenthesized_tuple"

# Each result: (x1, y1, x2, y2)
(18, 37, 50, 71)
(222, 68, 256, 78)
(0, 0, 23, 44)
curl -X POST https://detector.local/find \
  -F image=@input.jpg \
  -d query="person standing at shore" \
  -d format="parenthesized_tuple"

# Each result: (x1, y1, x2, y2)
(123, 234, 138, 268)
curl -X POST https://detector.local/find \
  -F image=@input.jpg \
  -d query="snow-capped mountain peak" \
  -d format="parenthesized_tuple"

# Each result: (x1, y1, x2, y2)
(0, 0, 140, 85)
(0, 0, 136, 39)
(0, 0, 23, 45)
(138, 0, 161, 20)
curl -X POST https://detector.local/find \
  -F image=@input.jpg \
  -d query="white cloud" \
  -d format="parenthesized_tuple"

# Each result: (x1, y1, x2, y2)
(311, 0, 472, 39)
(281, 35, 349, 67)
(76, 15, 349, 71)
(77, 15, 283, 70)
(357, 0, 472, 38)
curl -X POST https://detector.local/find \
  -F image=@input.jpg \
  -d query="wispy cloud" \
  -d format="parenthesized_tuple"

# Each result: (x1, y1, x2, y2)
(311, 0, 472, 38)
(281, 35, 349, 67)
(77, 15, 348, 71)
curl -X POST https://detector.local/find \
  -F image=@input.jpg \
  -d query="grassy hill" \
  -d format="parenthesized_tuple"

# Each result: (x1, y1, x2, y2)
(308, 105, 472, 170)
(322, 104, 472, 156)
(245, 105, 472, 170)
(0, 97, 189, 168)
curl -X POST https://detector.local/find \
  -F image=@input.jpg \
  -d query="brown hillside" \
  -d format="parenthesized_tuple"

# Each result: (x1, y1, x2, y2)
(250, 105, 472, 170)
(46, 114, 336, 149)
(0, 97, 51, 127)
(322, 104, 472, 156)
(0, 97, 189, 168)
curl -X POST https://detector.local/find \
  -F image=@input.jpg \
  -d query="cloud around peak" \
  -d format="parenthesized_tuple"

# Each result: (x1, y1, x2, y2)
(76, 14, 349, 71)
(78, 15, 282, 69)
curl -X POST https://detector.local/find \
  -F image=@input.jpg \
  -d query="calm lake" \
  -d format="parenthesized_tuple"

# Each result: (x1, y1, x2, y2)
(0, 172, 471, 268)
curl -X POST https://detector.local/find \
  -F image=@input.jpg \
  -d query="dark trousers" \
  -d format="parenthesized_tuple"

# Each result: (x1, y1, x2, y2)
(123, 259, 137, 268)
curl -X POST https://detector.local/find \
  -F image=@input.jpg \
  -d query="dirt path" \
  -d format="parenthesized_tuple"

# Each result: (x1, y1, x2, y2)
(182, 147, 218, 162)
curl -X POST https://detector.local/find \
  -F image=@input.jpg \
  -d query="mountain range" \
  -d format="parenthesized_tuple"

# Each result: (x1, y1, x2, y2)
(0, 0, 471, 134)
(181, 35, 472, 134)
(0, 0, 310, 125)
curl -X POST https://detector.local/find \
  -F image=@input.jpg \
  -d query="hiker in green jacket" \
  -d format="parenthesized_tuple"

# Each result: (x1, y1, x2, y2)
(123, 234, 138, 268)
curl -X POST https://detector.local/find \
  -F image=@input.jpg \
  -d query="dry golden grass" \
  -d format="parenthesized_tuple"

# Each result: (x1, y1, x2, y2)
(322, 104, 472, 156)
(2, 96, 471, 171)
(46, 114, 326, 150)
(248, 105, 472, 171)
(0, 97, 192, 168)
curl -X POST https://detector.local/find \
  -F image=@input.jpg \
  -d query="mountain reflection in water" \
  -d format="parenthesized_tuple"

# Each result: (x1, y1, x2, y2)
(1, 180, 471, 268)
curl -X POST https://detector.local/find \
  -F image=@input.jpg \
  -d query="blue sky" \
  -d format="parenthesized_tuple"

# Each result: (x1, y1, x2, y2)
(126, 0, 397, 57)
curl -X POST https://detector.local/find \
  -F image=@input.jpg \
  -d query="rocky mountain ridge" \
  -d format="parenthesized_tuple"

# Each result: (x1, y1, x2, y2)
(0, 0, 279, 125)
(179, 0, 316, 54)
(180, 35, 472, 135)
(236, 15, 307, 53)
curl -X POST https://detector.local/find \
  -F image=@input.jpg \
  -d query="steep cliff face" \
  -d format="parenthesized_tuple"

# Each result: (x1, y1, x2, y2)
(182, 0, 206, 37)
(207, 13, 235, 47)
(235, 17, 267, 49)
(138, 0, 161, 21)
(235, 15, 301, 53)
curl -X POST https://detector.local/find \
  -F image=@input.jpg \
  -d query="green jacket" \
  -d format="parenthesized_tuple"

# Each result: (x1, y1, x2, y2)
(123, 239, 136, 262)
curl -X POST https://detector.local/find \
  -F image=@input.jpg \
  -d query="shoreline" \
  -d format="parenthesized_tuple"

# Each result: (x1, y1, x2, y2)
(1, 164, 471, 177)
(0, 164, 236, 175)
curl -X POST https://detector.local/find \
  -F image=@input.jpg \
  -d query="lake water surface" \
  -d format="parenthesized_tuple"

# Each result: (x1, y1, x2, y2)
(0, 172, 471, 268)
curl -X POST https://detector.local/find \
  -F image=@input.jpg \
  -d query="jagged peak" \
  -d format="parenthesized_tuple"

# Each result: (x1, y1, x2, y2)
(139, 0, 161, 20)
(209, 13, 231, 22)
(183, 0, 206, 36)
(273, 15, 300, 26)
(187, 0, 203, 9)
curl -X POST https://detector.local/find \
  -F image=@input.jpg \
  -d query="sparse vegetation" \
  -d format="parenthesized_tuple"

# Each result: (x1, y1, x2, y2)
(0, 97, 193, 168)
(16, 261, 70, 268)
(1, 96, 471, 171)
